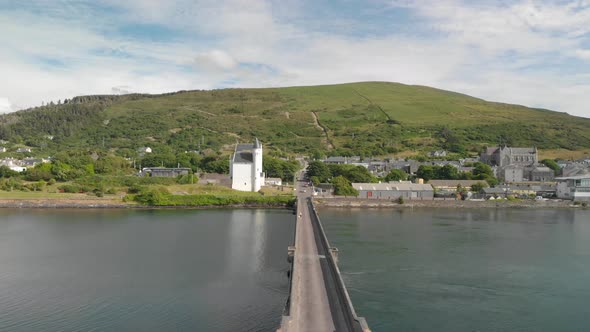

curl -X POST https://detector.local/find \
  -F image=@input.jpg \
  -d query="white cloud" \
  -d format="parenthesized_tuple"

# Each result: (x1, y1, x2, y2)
(575, 49, 590, 61)
(1, 0, 590, 120)
(0, 98, 13, 114)
(194, 50, 238, 72)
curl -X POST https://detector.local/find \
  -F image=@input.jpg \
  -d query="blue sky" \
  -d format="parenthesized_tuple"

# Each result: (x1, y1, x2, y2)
(1, 0, 590, 119)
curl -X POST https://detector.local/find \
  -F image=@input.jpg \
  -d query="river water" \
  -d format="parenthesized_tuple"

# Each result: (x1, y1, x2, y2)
(0, 209, 294, 332)
(321, 208, 590, 332)
(2, 208, 588, 331)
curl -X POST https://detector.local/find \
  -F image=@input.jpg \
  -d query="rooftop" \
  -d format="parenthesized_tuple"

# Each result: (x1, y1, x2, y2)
(233, 151, 253, 163)
(428, 180, 485, 187)
(352, 182, 433, 191)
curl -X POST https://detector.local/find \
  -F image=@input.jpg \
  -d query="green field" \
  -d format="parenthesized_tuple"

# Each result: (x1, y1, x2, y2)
(1, 82, 589, 157)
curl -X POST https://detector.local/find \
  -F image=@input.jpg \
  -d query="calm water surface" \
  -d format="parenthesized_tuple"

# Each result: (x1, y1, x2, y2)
(0, 209, 294, 332)
(321, 208, 590, 332)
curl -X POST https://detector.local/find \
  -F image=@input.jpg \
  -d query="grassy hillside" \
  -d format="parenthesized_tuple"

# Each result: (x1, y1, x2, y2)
(1, 82, 589, 157)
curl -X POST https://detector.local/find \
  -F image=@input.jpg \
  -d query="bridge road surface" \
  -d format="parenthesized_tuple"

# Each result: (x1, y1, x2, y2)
(280, 178, 335, 332)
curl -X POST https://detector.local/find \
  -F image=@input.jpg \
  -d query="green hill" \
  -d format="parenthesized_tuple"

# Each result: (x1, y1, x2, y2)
(1, 82, 589, 157)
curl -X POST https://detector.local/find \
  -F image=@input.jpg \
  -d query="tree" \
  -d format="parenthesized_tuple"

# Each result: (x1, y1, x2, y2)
(0, 166, 18, 178)
(541, 159, 560, 175)
(310, 150, 325, 161)
(310, 176, 320, 186)
(200, 157, 229, 174)
(384, 169, 407, 182)
(264, 157, 300, 181)
(332, 176, 358, 196)
(472, 162, 498, 186)
(472, 162, 494, 178)
(340, 165, 375, 183)
(306, 161, 331, 183)
(417, 165, 435, 181)
(470, 182, 487, 193)
(25, 163, 53, 181)
(439, 164, 458, 180)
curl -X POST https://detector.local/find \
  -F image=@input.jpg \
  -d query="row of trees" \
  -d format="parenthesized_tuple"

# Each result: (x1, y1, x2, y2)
(416, 163, 498, 186)
(306, 161, 378, 196)
(0, 148, 300, 185)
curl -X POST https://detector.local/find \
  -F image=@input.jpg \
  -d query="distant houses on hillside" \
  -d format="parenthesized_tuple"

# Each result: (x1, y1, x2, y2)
(314, 144, 589, 201)
(0, 157, 50, 172)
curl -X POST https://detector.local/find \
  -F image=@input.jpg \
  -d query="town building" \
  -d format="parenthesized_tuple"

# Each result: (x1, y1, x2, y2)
(22, 158, 50, 167)
(198, 173, 231, 186)
(314, 183, 334, 196)
(530, 166, 555, 182)
(388, 160, 421, 175)
(323, 156, 361, 165)
(556, 175, 590, 201)
(352, 182, 434, 200)
(497, 164, 555, 183)
(429, 150, 447, 157)
(138, 147, 152, 154)
(141, 167, 191, 177)
(482, 187, 511, 199)
(480, 146, 537, 167)
(0, 147, 6, 153)
(16, 147, 32, 153)
(265, 177, 283, 186)
(230, 139, 264, 192)
(428, 180, 485, 193)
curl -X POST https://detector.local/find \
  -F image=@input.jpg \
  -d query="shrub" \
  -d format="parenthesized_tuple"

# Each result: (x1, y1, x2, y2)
(397, 196, 404, 204)
(127, 184, 144, 194)
(57, 184, 91, 193)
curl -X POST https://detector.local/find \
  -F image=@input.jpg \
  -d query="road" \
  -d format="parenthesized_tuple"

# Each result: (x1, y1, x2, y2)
(280, 175, 335, 332)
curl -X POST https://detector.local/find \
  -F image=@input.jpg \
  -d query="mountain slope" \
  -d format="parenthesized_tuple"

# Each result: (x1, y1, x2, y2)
(1, 82, 589, 156)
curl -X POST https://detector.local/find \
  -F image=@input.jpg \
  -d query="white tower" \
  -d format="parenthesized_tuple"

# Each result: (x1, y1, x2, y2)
(252, 138, 264, 192)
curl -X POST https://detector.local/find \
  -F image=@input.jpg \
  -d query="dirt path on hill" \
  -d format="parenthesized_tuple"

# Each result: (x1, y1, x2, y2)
(352, 88, 392, 122)
(311, 111, 334, 150)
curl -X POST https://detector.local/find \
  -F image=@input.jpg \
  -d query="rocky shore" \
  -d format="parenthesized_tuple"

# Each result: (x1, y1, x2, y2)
(0, 196, 582, 210)
(0, 198, 294, 209)
(0, 198, 132, 209)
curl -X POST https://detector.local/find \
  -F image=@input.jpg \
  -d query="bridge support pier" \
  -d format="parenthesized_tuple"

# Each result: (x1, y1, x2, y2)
(330, 247, 339, 264)
(287, 246, 296, 263)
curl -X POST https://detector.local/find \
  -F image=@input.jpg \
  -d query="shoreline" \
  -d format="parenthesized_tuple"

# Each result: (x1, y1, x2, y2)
(0, 197, 584, 210)
(0, 198, 294, 210)
(313, 198, 582, 209)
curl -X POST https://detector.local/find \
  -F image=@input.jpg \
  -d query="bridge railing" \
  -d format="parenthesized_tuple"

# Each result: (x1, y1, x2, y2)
(307, 197, 370, 332)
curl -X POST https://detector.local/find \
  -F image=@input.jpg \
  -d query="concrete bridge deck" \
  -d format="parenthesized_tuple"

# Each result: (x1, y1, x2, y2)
(278, 180, 370, 332)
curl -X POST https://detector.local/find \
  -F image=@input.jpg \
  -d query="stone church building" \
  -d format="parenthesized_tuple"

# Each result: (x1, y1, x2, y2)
(480, 146, 538, 167)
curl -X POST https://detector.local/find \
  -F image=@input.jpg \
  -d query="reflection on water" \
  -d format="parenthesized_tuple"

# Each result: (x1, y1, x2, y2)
(0, 209, 294, 332)
(321, 208, 590, 332)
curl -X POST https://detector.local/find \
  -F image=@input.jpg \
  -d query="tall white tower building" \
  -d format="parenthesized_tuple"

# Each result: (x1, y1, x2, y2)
(230, 139, 265, 192)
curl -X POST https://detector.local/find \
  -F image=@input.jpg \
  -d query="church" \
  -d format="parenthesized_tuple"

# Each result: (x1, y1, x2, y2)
(230, 138, 264, 192)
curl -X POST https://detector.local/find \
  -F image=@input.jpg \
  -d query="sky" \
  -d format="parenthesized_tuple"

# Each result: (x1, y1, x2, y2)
(1, 0, 590, 118)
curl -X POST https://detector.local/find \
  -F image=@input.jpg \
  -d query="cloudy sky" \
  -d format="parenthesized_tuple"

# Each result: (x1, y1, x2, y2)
(1, 0, 590, 118)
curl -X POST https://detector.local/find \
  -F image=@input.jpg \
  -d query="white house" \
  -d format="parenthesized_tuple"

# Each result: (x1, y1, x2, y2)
(265, 177, 283, 186)
(230, 139, 264, 192)
(0, 147, 6, 153)
(138, 146, 152, 154)
(16, 147, 32, 153)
